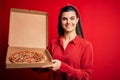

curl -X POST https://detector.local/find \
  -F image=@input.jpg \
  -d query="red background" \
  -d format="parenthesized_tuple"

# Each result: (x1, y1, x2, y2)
(0, 0, 120, 80)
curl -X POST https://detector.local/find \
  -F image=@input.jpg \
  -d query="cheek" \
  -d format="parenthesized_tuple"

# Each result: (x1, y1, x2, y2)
(75, 19, 78, 24)
(61, 21, 66, 25)
(74, 21, 78, 26)
(74, 18, 79, 24)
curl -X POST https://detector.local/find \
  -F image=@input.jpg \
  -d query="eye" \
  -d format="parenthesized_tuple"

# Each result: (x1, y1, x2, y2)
(70, 16, 75, 20)
(61, 17, 67, 21)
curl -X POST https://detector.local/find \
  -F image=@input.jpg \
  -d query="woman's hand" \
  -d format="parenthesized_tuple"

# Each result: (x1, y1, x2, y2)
(42, 59, 61, 71)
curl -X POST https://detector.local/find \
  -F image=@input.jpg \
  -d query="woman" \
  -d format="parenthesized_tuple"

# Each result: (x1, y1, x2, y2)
(43, 5, 93, 80)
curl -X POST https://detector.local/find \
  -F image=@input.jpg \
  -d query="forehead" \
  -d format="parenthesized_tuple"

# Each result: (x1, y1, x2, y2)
(61, 11, 77, 17)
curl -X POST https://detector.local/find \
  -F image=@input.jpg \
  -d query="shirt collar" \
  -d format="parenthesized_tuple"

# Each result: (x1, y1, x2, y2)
(72, 35, 82, 44)
(59, 35, 82, 45)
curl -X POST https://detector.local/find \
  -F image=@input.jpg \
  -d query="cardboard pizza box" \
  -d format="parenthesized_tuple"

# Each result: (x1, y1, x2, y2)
(6, 8, 52, 68)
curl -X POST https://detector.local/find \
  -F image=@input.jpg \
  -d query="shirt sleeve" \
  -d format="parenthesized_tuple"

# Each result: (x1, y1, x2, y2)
(59, 42, 93, 80)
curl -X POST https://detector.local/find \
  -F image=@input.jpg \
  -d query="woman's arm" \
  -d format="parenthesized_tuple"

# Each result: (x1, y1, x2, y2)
(59, 42, 93, 80)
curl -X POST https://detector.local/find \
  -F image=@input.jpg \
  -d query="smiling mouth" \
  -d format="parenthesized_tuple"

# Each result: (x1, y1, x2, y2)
(65, 24, 73, 28)
(66, 25, 71, 28)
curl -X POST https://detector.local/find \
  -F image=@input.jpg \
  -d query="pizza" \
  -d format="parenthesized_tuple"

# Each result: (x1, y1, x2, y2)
(9, 50, 46, 63)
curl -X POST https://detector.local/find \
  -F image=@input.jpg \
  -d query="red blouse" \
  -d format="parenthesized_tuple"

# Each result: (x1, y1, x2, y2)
(48, 35, 93, 80)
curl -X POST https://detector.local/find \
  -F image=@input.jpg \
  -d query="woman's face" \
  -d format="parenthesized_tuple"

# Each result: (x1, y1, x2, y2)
(61, 11, 79, 33)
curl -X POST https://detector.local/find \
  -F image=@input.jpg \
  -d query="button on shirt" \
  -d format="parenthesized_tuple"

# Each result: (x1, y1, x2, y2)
(48, 35, 93, 80)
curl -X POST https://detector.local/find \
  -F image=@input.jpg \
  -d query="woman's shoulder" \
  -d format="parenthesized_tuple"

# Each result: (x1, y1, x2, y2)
(78, 37, 93, 53)
(47, 37, 60, 51)
(49, 37, 60, 44)
(78, 36, 93, 47)
(83, 39, 92, 45)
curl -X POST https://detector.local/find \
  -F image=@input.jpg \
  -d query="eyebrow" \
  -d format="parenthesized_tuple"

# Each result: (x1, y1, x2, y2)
(61, 16, 76, 19)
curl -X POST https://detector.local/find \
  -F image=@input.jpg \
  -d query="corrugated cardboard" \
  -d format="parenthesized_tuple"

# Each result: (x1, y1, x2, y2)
(6, 8, 52, 68)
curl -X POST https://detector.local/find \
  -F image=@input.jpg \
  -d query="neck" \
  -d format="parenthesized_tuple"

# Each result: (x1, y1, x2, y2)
(63, 31, 77, 42)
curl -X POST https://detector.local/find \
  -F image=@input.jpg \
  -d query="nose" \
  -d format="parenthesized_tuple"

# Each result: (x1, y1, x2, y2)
(67, 19, 71, 24)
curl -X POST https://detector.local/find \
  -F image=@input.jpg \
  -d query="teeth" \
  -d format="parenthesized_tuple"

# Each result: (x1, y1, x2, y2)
(66, 25, 72, 28)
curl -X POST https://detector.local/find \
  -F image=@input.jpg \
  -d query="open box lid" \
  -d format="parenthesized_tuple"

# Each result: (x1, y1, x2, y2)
(8, 8, 48, 48)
